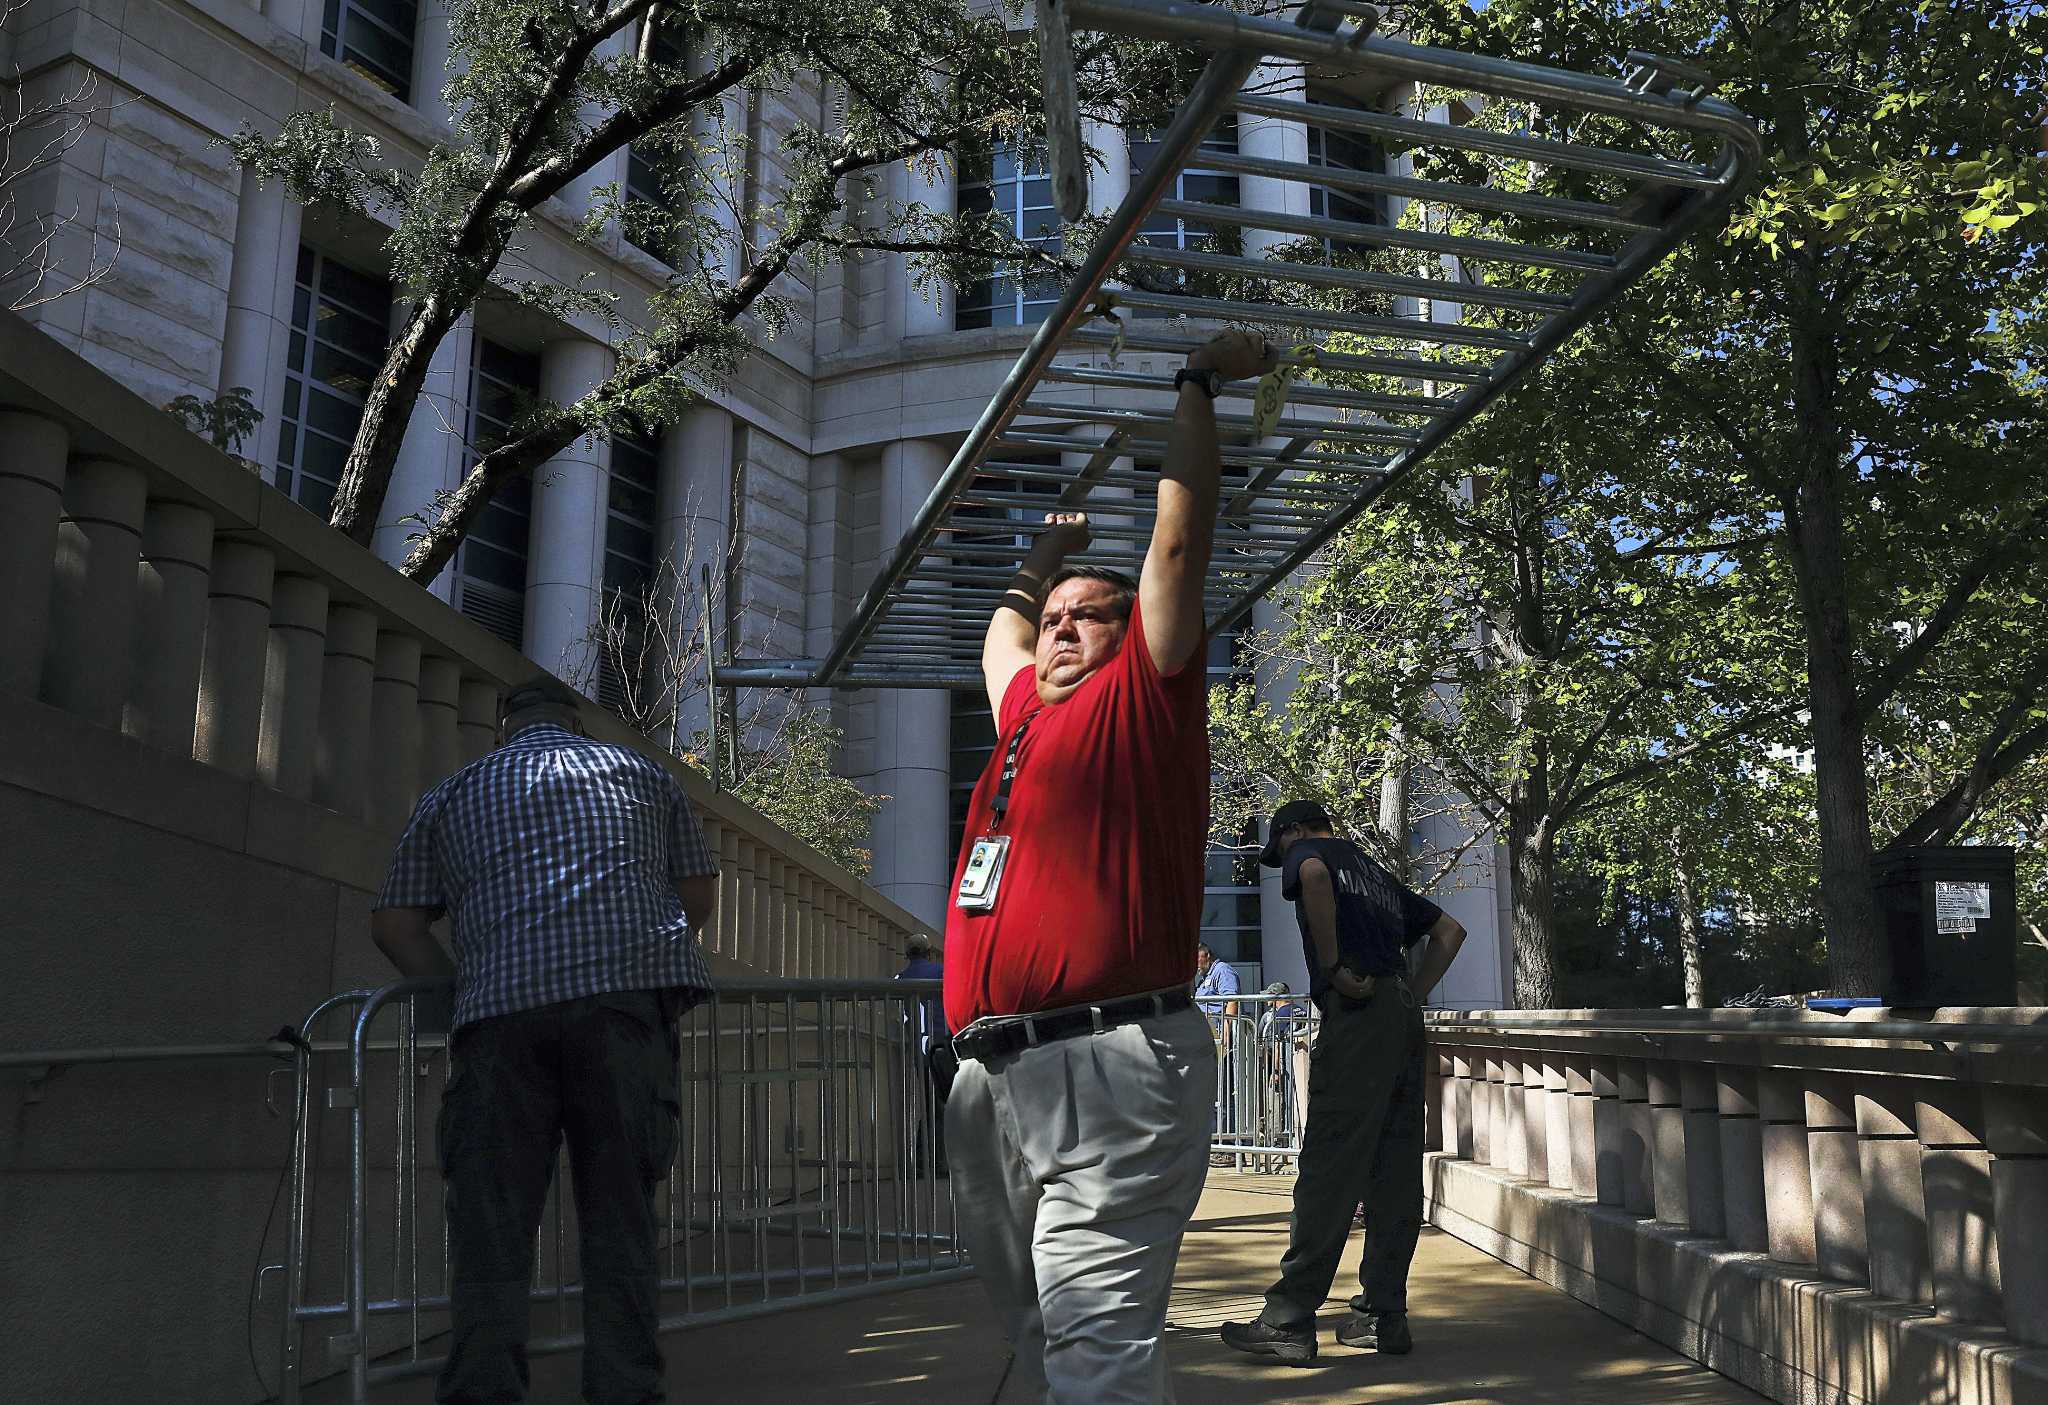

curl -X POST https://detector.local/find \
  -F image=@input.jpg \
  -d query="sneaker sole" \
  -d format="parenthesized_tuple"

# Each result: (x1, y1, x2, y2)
(1221, 1332, 1317, 1364)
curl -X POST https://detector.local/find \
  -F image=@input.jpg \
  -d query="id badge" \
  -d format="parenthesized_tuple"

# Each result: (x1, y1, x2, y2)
(955, 834, 1012, 912)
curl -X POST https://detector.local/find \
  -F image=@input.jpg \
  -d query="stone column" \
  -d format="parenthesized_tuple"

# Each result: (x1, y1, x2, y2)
(192, 540, 277, 776)
(410, 0, 456, 128)
(43, 458, 148, 727)
(1759, 1069, 1816, 1265)
(751, 849, 775, 974)
(1471, 1051, 1494, 1165)
(724, 827, 749, 966)
(218, 172, 302, 466)
(374, 309, 472, 602)
(370, 633, 423, 831)
(0, 411, 68, 695)
(1856, 1079, 1931, 1303)
(1236, 62, 1310, 261)
(1716, 1067, 1770, 1252)
(870, 438, 952, 927)
(1423, 1051, 1443, 1154)
(1918, 1086, 2002, 1324)
(1500, 1056, 1526, 1175)
(688, 50, 747, 286)
(1545, 1058, 1573, 1193)
(1451, 1052, 1476, 1161)
(1807, 1073, 1869, 1285)
(1434, 1052, 1457, 1156)
(1648, 1061, 1690, 1226)
(1567, 1055, 1598, 1198)
(656, 403, 733, 746)
(1591, 1056, 1626, 1207)
(1679, 1064, 1726, 1237)
(257, 574, 329, 798)
(315, 604, 378, 820)
(456, 678, 499, 763)
(729, 837, 756, 969)
(417, 658, 463, 790)
(125, 501, 215, 752)
(1620, 1059, 1654, 1216)
(1520, 1054, 1548, 1184)
(525, 337, 615, 687)
(1986, 1087, 2048, 1346)
(887, 149, 955, 338)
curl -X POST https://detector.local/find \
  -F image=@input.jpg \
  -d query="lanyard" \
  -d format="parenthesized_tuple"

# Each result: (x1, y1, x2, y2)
(986, 713, 1034, 834)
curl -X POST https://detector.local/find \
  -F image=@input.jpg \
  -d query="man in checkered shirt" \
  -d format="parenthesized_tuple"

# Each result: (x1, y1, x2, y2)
(371, 673, 718, 1405)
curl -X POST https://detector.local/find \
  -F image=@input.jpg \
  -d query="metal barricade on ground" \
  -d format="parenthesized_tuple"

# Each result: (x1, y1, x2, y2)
(1203, 992, 1317, 1171)
(276, 978, 964, 1403)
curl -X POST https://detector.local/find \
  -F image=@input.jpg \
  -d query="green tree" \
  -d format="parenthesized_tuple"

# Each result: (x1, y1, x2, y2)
(228, 0, 1187, 580)
(1211, 383, 1797, 1005)
(1391, 0, 2048, 995)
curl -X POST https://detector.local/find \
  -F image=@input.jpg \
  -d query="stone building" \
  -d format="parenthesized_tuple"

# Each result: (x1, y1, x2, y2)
(0, 0, 1510, 1003)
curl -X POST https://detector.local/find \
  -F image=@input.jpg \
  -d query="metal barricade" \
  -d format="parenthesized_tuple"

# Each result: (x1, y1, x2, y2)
(1204, 992, 1317, 1171)
(276, 978, 965, 1403)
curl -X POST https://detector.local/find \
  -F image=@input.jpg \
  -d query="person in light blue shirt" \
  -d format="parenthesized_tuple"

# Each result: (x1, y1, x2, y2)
(1194, 943, 1241, 1028)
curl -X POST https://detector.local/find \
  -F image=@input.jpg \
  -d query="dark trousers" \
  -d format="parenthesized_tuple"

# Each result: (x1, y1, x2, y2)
(1261, 978, 1426, 1328)
(436, 992, 681, 1405)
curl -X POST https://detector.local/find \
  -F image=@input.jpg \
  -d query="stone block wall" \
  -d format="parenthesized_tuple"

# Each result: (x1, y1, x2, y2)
(1424, 1009, 2048, 1405)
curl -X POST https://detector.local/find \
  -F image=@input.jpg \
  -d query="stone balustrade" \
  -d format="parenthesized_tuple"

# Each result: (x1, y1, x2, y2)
(1423, 1007, 2048, 1405)
(0, 312, 931, 981)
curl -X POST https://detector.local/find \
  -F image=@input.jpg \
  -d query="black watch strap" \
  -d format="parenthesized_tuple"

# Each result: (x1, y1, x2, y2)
(1174, 367, 1223, 399)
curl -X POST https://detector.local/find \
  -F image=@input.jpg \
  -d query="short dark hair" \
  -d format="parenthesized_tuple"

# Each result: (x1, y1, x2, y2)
(906, 934, 936, 960)
(1197, 942, 1215, 959)
(498, 673, 586, 731)
(1043, 565, 1137, 620)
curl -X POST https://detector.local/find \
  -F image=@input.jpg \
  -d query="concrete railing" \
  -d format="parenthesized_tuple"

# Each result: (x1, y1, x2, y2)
(1423, 1007, 2048, 1405)
(0, 310, 932, 980)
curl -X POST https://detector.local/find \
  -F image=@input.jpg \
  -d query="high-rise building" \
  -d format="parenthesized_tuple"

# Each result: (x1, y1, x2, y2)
(0, 3, 1511, 1003)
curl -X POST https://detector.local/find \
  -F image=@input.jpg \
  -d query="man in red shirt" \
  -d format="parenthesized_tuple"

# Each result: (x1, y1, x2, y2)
(943, 328, 1276, 1403)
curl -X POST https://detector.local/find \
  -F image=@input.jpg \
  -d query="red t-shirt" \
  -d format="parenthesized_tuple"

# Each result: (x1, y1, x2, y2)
(942, 602, 1209, 1030)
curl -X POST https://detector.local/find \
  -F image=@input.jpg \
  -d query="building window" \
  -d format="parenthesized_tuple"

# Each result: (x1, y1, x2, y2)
(625, 20, 690, 265)
(451, 338, 540, 648)
(276, 245, 392, 518)
(598, 420, 660, 712)
(321, 0, 418, 103)
(1131, 116, 1241, 252)
(1306, 99, 1385, 259)
(956, 144, 1062, 329)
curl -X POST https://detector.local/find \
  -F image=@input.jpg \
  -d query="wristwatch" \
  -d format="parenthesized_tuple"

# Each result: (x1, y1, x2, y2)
(1173, 366, 1224, 400)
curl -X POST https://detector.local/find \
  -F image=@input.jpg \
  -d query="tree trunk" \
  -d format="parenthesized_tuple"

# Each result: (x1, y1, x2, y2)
(1784, 347, 1887, 997)
(1671, 827, 1707, 1009)
(1508, 803, 1556, 1010)
(329, 293, 465, 545)
(1378, 730, 1408, 882)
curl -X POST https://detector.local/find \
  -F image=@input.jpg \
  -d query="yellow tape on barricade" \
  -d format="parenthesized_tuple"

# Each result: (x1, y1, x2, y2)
(1084, 291, 1126, 364)
(1251, 343, 1319, 439)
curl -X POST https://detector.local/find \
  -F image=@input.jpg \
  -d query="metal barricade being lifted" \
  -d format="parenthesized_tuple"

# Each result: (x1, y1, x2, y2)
(1203, 992, 1318, 1172)
(276, 978, 963, 1403)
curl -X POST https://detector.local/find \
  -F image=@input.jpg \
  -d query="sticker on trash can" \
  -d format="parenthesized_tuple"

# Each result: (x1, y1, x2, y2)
(1935, 881, 1992, 934)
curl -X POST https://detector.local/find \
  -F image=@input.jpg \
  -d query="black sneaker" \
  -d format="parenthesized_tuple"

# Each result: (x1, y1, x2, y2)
(1220, 1318, 1317, 1363)
(1336, 1311, 1412, 1354)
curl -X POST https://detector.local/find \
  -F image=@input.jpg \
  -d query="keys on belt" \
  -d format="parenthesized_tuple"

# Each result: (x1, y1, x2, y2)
(952, 987, 1193, 1063)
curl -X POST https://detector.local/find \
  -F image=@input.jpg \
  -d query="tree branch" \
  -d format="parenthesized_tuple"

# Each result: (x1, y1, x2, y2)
(1859, 504, 2044, 718)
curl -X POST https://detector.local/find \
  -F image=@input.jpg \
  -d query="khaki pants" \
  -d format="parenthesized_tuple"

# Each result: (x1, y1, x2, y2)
(946, 1005, 1214, 1404)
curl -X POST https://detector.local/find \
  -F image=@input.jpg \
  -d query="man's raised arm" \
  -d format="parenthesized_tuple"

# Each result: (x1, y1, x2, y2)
(1141, 330, 1278, 676)
(981, 511, 1089, 715)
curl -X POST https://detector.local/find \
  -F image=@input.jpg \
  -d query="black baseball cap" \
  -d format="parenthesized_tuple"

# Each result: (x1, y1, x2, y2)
(1259, 799, 1333, 867)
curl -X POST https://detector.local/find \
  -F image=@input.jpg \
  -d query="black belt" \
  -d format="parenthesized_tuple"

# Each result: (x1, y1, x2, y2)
(952, 987, 1193, 1063)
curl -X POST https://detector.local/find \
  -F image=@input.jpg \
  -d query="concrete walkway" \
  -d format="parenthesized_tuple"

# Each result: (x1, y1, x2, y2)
(351, 1173, 1763, 1404)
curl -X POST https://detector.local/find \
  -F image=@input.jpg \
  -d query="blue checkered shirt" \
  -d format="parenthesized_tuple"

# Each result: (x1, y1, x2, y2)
(375, 724, 717, 1031)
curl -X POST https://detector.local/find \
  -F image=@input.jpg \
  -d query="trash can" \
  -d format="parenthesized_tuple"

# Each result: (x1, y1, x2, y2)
(1871, 845, 2016, 1007)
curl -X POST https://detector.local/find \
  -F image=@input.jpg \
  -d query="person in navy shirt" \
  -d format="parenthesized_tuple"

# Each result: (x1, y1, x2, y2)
(1222, 799, 1466, 1365)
